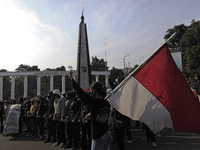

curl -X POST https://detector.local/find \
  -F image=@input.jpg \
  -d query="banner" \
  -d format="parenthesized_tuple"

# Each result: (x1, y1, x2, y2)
(3, 104, 21, 135)
(171, 52, 182, 71)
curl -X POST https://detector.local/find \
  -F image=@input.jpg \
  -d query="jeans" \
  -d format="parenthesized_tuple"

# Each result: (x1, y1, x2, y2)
(91, 131, 111, 150)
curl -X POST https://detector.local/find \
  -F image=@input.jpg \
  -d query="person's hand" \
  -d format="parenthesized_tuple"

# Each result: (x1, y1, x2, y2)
(68, 71, 73, 80)
(85, 113, 91, 120)
(106, 75, 110, 79)
(49, 114, 52, 118)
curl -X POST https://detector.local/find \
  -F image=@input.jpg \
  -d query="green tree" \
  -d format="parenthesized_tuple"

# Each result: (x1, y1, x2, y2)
(54, 66, 66, 91)
(91, 56, 108, 71)
(15, 64, 40, 98)
(90, 56, 108, 86)
(164, 20, 200, 82)
(130, 64, 139, 73)
(41, 75, 50, 96)
(110, 67, 124, 85)
(15, 76, 24, 98)
(0, 69, 10, 100)
(164, 24, 187, 52)
(43, 66, 72, 95)
(180, 20, 200, 79)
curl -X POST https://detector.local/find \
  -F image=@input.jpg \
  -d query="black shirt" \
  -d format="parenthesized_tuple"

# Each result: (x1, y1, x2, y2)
(72, 79, 110, 139)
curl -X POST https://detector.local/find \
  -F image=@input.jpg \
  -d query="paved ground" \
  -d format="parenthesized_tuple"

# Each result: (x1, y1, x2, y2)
(1, 128, 200, 150)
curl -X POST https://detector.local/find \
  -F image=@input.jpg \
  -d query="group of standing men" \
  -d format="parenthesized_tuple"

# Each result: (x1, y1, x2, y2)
(0, 74, 114, 150)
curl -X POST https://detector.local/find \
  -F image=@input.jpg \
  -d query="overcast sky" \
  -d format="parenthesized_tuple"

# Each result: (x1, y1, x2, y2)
(0, 0, 200, 71)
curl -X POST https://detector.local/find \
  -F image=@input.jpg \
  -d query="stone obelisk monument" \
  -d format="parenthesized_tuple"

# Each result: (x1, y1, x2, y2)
(76, 9, 92, 91)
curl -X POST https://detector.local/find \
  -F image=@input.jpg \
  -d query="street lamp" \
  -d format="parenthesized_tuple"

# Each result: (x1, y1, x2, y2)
(123, 54, 129, 69)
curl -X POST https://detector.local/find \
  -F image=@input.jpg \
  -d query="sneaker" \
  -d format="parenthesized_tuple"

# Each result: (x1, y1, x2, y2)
(44, 138, 51, 143)
(32, 135, 37, 139)
(152, 142, 157, 147)
(126, 139, 133, 143)
(51, 139, 56, 143)
(60, 143, 66, 148)
(53, 142, 61, 147)
(63, 144, 72, 149)
(142, 137, 151, 142)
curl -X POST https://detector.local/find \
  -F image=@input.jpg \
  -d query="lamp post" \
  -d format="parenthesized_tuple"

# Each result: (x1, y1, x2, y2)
(123, 54, 129, 77)
(123, 54, 129, 69)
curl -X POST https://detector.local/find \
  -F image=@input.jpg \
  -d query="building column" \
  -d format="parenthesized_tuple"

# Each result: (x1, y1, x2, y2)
(95, 75, 99, 82)
(62, 75, 65, 94)
(23, 76, 28, 98)
(0, 77, 3, 101)
(11, 76, 15, 100)
(37, 76, 41, 96)
(50, 76, 54, 91)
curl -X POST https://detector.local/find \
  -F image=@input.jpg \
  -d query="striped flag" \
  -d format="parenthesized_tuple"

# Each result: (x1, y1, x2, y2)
(107, 44, 200, 134)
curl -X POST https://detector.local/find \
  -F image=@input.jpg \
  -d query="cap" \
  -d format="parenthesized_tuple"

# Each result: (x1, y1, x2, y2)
(53, 89, 61, 96)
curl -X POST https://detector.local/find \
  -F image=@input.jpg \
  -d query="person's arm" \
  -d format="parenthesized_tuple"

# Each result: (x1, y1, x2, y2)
(71, 78, 98, 106)
(60, 98, 66, 121)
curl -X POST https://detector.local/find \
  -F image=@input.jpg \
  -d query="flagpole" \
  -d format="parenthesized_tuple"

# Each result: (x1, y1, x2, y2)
(106, 32, 176, 99)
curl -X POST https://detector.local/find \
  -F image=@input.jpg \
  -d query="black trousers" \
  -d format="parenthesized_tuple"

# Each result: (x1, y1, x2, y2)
(47, 118, 56, 140)
(144, 125, 155, 142)
(124, 116, 132, 140)
(66, 122, 80, 147)
(113, 122, 125, 150)
(0, 116, 3, 133)
(81, 123, 91, 150)
(30, 116, 38, 136)
(115, 133, 125, 150)
(24, 117, 31, 134)
(55, 120, 66, 143)
(38, 117, 45, 136)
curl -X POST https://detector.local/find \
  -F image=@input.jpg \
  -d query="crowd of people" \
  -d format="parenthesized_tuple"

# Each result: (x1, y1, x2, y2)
(0, 75, 137, 150)
(2, 73, 199, 150)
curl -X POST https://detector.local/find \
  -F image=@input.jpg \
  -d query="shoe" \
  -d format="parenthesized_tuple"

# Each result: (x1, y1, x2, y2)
(152, 142, 157, 147)
(157, 132, 162, 137)
(44, 139, 51, 143)
(32, 135, 37, 139)
(60, 143, 66, 148)
(53, 142, 61, 147)
(142, 137, 151, 142)
(51, 139, 56, 143)
(63, 144, 72, 149)
(126, 139, 133, 143)
(39, 136, 44, 139)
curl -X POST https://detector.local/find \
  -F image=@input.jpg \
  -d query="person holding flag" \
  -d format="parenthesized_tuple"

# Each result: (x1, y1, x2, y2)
(106, 33, 200, 138)
(69, 72, 111, 150)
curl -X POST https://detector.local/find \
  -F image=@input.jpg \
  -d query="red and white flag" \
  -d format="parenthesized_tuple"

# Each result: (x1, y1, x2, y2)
(107, 44, 200, 134)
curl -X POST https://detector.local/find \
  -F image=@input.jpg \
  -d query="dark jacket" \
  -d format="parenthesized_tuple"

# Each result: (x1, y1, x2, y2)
(47, 99, 54, 118)
(36, 101, 47, 117)
(72, 79, 110, 139)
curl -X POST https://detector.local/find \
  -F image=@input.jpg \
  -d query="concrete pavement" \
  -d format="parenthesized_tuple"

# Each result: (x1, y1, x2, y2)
(1, 128, 200, 150)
